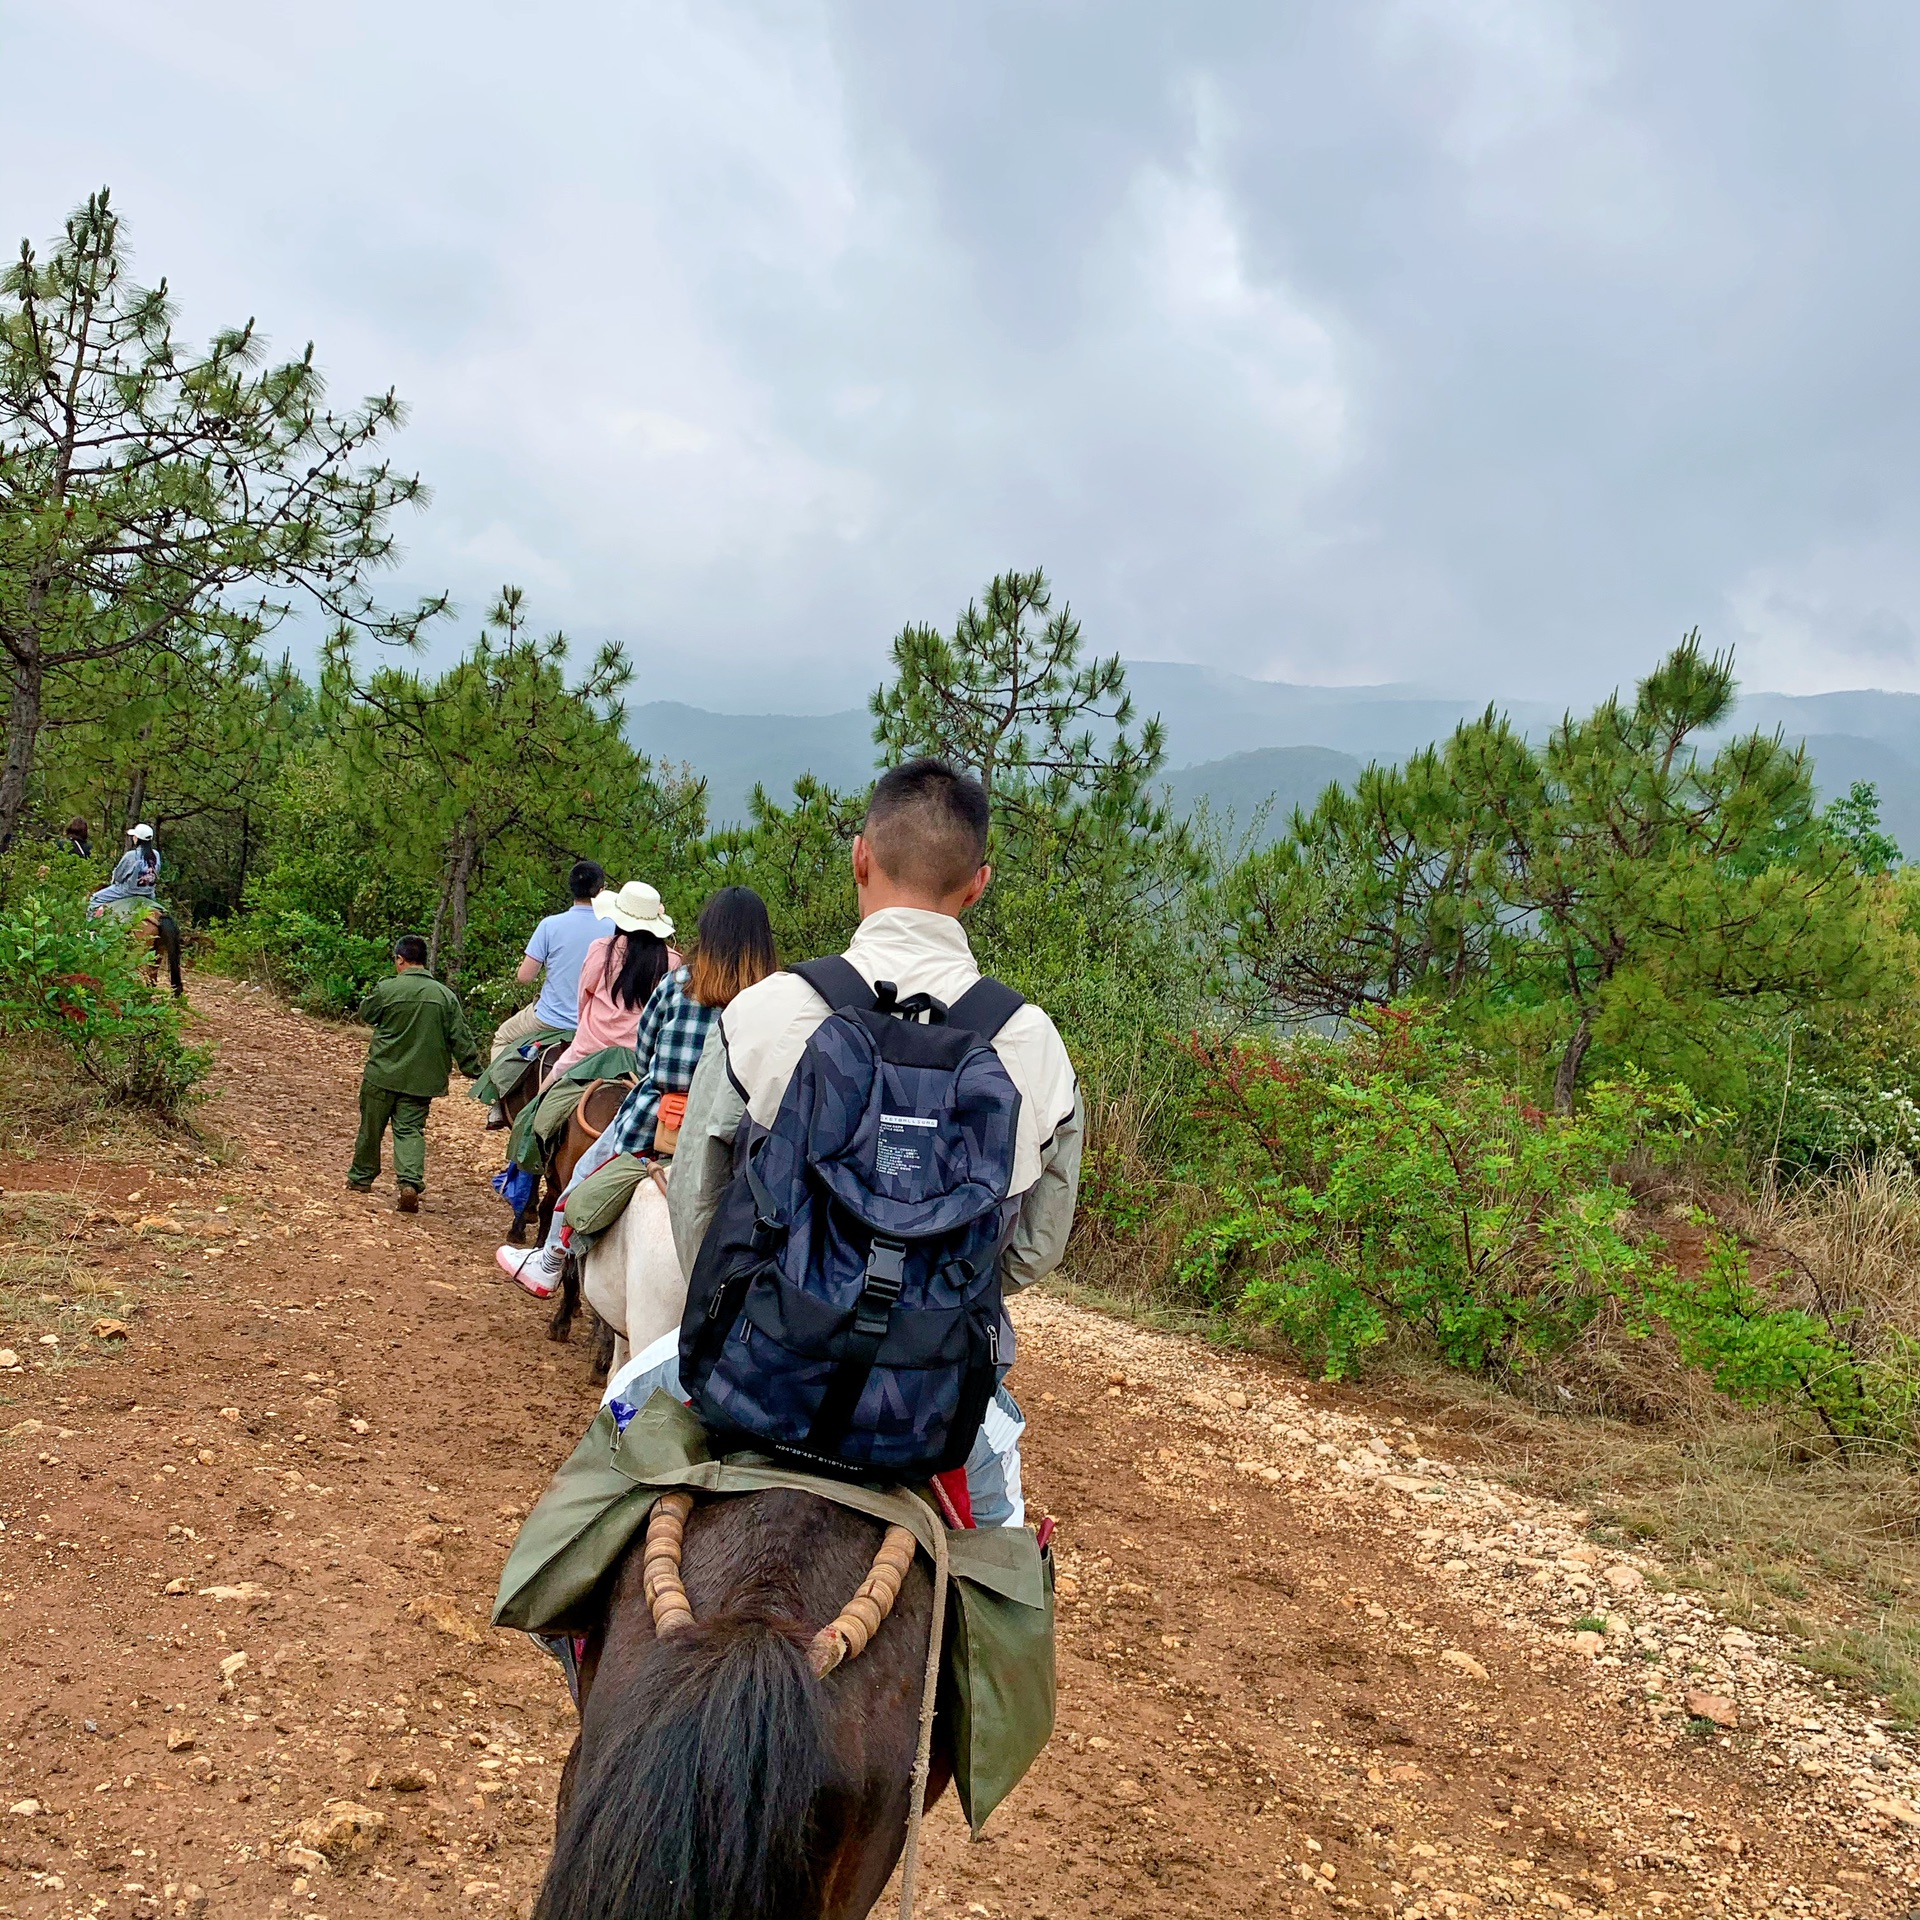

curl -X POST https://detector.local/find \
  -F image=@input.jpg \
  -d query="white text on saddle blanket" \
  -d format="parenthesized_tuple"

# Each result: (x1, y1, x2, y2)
(579, 1172, 685, 1377)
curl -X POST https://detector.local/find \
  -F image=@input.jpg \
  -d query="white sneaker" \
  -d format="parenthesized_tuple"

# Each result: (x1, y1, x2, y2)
(495, 1243, 559, 1298)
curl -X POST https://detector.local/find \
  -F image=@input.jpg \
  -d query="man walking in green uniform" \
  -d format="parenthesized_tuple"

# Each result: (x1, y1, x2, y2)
(349, 936, 484, 1212)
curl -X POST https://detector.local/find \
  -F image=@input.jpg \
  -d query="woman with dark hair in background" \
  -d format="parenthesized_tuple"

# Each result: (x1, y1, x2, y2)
(63, 817, 93, 861)
(497, 885, 777, 1296)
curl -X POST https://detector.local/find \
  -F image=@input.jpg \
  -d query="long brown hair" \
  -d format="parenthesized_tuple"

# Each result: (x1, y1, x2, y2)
(687, 887, 777, 1008)
(603, 928, 671, 1011)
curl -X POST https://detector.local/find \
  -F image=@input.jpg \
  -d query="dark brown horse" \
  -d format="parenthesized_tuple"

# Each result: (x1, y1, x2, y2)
(547, 1242, 617, 1383)
(533, 1489, 950, 1920)
(497, 1039, 568, 1243)
(118, 906, 183, 997)
(146, 911, 184, 998)
(543, 1077, 631, 1244)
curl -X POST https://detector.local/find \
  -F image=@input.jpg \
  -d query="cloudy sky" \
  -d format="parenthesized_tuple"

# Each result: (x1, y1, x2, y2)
(8, 1, 1920, 708)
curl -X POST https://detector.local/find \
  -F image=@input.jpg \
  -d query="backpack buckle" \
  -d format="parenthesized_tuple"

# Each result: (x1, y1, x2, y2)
(873, 980, 948, 1024)
(855, 1236, 906, 1337)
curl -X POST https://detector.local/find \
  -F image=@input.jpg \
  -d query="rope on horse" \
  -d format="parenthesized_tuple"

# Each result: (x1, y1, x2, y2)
(641, 1491, 696, 1636)
(808, 1524, 917, 1676)
(574, 1075, 637, 1143)
(642, 1495, 921, 1679)
(895, 1491, 948, 1920)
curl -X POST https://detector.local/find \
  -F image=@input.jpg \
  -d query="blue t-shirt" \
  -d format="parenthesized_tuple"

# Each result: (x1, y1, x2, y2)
(526, 902, 606, 1030)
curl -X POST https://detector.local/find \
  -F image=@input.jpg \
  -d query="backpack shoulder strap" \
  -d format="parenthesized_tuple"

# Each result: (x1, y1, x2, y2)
(948, 975, 1025, 1041)
(789, 955, 875, 1015)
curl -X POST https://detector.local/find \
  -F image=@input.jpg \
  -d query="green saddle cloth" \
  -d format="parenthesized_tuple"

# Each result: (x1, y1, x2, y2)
(469, 1026, 571, 1106)
(508, 1046, 637, 1173)
(563, 1152, 652, 1237)
(493, 1391, 1056, 1833)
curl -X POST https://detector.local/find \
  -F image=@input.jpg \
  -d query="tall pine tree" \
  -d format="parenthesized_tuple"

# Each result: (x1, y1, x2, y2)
(0, 189, 440, 843)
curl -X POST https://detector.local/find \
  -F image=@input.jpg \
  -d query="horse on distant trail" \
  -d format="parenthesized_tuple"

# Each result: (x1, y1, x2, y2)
(532, 1488, 951, 1920)
(139, 909, 184, 997)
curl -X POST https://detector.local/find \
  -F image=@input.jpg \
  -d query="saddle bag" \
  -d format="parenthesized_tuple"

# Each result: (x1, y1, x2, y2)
(678, 957, 1024, 1480)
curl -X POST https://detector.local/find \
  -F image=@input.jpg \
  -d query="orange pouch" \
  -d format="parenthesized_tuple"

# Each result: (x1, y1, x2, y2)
(654, 1090, 687, 1156)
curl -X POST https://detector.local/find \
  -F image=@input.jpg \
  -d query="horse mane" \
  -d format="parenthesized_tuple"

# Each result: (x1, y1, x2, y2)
(533, 1602, 834, 1920)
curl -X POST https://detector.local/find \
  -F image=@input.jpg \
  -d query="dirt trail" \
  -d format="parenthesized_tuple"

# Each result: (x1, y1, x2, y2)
(0, 980, 1915, 1920)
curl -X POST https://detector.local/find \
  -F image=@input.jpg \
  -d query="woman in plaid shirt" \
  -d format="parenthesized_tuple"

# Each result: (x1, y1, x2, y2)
(498, 888, 776, 1294)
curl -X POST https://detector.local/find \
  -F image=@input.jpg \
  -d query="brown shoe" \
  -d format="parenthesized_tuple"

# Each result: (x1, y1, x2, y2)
(396, 1188, 421, 1214)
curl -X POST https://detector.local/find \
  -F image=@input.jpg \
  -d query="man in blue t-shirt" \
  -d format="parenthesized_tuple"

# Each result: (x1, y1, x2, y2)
(487, 860, 607, 1066)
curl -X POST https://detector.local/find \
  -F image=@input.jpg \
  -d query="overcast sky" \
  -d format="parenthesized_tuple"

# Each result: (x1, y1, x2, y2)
(9, 1, 1920, 709)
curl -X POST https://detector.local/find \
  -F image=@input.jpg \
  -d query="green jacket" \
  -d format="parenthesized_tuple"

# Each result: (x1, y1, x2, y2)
(359, 968, 484, 1098)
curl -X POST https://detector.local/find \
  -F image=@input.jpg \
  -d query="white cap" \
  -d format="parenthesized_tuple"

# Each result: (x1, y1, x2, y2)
(129, 823, 155, 842)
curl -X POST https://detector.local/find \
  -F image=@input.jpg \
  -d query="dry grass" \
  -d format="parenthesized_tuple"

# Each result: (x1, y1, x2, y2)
(0, 1027, 234, 1168)
(0, 1189, 146, 1373)
(1398, 1369, 1920, 1724)
(0, 1032, 178, 1162)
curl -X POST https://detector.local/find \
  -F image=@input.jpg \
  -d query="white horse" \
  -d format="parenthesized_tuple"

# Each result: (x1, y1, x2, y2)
(575, 1169, 687, 1377)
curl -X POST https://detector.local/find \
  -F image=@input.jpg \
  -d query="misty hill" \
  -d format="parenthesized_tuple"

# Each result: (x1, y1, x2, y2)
(1120, 662, 1564, 764)
(626, 703, 875, 823)
(1162, 747, 1364, 835)
(630, 663, 1920, 856)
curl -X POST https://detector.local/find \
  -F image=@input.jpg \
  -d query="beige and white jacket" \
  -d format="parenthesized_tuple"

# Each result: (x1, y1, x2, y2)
(667, 907, 1084, 1298)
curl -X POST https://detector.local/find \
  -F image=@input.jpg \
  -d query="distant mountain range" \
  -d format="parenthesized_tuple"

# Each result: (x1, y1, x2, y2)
(626, 663, 1920, 856)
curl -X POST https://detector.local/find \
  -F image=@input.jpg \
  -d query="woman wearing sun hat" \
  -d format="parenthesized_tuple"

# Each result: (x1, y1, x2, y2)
(501, 883, 680, 1180)
(551, 881, 677, 1073)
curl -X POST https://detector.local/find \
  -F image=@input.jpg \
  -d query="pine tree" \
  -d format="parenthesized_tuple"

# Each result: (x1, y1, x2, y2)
(1222, 712, 1536, 1021)
(0, 189, 440, 843)
(1224, 637, 1880, 1110)
(328, 588, 696, 979)
(870, 567, 1182, 909)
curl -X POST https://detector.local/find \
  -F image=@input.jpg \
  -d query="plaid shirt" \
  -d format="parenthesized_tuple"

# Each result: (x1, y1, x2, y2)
(602, 968, 716, 1158)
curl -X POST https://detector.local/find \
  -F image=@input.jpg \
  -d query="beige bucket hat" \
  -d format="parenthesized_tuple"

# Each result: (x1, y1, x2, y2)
(595, 880, 675, 938)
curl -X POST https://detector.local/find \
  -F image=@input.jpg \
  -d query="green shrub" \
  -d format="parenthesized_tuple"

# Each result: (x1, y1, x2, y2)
(0, 886, 207, 1116)
(1638, 1232, 1919, 1458)
(203, 905, 396, 1017)
(1180, 1006, 1706, 1379)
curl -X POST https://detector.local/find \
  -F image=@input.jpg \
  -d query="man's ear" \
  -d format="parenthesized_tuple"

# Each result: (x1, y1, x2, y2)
(957, 863, 991, 913)
(851, 834, 873, 887)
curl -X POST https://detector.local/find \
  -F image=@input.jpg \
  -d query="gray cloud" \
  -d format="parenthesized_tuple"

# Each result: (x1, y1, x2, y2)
(8, 0, 1920, 707)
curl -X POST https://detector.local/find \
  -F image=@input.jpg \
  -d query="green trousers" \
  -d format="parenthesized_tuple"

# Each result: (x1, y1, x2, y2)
(350, 1080, 434, 1193)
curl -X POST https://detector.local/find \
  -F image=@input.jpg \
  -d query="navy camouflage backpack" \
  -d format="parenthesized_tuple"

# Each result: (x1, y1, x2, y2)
(678, 956, 1024, 1479)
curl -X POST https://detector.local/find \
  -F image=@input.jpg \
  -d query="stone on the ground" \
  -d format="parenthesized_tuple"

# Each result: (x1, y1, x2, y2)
(1684, 1689, 1738, 1728)
(295, 1798, 387, 1862)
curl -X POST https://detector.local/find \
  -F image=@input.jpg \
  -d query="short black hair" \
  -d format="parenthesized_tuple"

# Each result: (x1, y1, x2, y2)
(570, 859, 606, 901)
(394, 934, 430, 965)
(863, 758, 990, 897)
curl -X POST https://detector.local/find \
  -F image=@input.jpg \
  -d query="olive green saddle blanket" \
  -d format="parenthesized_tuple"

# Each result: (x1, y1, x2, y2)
(468, 1027, 572, 1106)
(493, 1390, 1055, 1832)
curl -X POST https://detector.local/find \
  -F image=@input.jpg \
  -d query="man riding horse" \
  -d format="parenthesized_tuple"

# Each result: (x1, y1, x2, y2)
(503, 758, 1084, 1920)
(472, 858, 608, 1127)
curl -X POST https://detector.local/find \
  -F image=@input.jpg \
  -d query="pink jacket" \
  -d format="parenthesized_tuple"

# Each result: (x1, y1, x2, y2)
(553, 937, 681, 1072)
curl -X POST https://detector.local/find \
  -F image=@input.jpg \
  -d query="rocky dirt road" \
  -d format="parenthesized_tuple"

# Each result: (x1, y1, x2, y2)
(0, 980, 1915, 1919)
